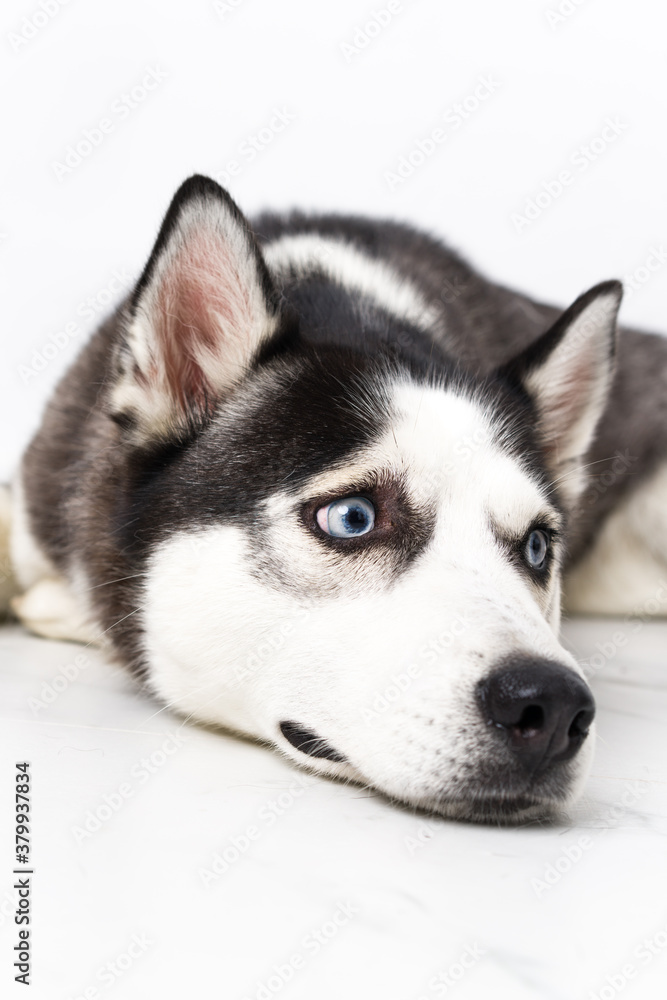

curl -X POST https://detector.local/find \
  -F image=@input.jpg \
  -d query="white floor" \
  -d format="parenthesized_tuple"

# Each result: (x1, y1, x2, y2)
(1, 616, 666, 1000)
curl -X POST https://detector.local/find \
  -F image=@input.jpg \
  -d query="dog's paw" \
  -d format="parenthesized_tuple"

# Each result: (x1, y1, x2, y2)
(0, 485, 20, 618)
(10, 576, 100, 644)
(565, 462, 667, 617)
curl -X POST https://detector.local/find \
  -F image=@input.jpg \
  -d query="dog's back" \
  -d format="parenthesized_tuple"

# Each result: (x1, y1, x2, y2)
(10, 204, 667, 629)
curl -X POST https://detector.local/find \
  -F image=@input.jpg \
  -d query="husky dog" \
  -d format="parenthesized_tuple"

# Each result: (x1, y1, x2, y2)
(5, 176, 667, 822)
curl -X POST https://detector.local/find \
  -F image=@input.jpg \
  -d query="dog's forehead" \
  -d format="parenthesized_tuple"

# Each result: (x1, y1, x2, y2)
(285, 378, 551, 522)
(391, 382, 552, 525)
(152, 354, 553, 550)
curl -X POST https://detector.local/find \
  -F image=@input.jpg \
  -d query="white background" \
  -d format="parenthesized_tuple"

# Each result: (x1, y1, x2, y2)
(1, 0, 667, 481)
(3, 5, 667, 998)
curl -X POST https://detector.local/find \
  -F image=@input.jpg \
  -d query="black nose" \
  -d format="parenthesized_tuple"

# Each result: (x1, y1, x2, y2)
(476, 658, 595, 773)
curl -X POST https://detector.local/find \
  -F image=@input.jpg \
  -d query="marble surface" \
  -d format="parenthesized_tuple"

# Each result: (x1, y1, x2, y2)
(1, 617, 666, 1000)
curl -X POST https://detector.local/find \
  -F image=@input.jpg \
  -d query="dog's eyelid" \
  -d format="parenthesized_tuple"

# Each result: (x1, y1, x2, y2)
(489, 510, 562, 545)
(531, 514, 562, 538)
(299, 469, 404, 509)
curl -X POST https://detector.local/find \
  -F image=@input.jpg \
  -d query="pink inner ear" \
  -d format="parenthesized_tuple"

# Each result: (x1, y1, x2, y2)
(152, 229, 256, 415)
(538, 342, 602, 466)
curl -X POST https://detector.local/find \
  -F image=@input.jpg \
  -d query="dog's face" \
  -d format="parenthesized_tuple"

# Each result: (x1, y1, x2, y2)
(110, 177, 621, 822)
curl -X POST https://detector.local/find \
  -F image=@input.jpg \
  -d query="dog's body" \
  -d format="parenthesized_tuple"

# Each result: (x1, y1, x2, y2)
(5, 176, 667, 822)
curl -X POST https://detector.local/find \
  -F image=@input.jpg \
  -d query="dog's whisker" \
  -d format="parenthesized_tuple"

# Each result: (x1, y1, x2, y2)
(83, 606, 146, 649)
(139, 673, 246, 724)
(544, 455, 634, 496)
(80, 572, 148, 593)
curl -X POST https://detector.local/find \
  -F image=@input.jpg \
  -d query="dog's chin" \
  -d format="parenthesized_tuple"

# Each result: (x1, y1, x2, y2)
(281, 754, 577, 826)
(423, 792, 570, 826)
(368, 778, 576, 825)
(419, 761, 591, 826)
(275, 728, 593, 826)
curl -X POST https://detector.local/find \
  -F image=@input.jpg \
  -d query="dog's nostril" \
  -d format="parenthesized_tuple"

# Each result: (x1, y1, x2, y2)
(569, 707, 594, 740)
(514, 703, 545, 738)
(279, 721, 347, 763)
(476, 657, 595, 773)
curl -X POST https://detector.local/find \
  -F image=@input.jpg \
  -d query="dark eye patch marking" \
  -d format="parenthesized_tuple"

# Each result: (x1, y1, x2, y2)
(491, 513, 562, 587)
(299, 471, 436, 567)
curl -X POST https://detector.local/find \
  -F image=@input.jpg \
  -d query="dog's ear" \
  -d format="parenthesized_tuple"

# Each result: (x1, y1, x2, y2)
(499, 280, 623, 504)
(109, 175, 280, 444)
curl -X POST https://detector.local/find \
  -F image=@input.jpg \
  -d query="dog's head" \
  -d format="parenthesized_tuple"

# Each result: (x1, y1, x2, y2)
(108, 177, 622, 822)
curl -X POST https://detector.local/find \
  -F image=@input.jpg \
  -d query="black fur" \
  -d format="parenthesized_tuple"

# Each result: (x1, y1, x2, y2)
(19, 177, 667, 677)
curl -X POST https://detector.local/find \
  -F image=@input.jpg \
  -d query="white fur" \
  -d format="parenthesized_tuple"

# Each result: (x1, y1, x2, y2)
(9, 473, 56, 591)
(4, 220, 629, 821)
(524, 288, 621, 504)
(0, 485, 18, 614)
(264, 235, 442, 332)
(565, 461, 667, 616)
(7, 475, 100, 641)
(11, 575, 99, 644)
(111, 195, 280, 444)
(142, 382, 592, 818)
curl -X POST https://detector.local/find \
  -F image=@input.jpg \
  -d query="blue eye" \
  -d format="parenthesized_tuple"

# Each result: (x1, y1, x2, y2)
(525, 529, 549, 570)
(316, 496, 376, 538)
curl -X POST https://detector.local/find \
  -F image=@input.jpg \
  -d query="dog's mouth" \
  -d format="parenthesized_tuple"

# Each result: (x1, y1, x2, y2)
(279, 721, 348, 762)
(278, 720, 582, 824)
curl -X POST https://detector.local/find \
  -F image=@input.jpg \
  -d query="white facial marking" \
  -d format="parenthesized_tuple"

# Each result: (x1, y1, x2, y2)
(142, 380, 592, 820)
(264, 235, 442, 332)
